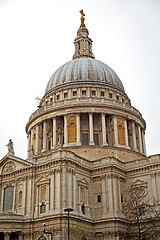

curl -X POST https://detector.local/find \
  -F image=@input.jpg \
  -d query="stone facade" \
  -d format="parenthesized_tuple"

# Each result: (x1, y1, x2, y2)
(0, 12, 159, 240)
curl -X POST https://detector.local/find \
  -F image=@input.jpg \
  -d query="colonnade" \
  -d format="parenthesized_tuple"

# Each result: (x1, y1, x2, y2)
(27, 113, 146, 157)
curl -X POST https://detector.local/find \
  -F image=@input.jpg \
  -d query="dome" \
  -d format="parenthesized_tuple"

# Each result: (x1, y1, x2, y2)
(45, 58, 125, 94)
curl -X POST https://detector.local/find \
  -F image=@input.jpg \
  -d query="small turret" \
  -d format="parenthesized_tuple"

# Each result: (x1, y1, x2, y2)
(73, 10, 95, 59)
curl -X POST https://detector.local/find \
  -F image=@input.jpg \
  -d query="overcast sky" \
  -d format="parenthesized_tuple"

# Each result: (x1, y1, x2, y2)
(0, 0, 159, 159)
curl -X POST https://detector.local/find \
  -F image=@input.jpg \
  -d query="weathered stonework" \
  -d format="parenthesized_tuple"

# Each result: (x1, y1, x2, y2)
(0, 11, 159, 240)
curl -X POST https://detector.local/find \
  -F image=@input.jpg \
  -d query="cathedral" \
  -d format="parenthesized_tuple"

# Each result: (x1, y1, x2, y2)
(0, 10, 160, 240)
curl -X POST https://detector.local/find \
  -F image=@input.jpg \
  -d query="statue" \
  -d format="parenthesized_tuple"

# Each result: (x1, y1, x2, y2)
(6, 139, 15, 156)
(80, 9, 85, 27)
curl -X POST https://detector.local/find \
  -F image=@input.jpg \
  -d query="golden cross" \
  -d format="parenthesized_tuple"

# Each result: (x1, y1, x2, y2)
(80, 9, 85, 27)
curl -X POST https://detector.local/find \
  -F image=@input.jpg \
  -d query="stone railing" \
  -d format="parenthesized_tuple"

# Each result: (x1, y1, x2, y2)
(28, 97, 142, 122)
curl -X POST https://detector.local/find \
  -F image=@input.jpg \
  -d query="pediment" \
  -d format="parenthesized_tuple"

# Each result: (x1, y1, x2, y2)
(37, 176, 50, 185)
(78, 178, 89, 187)
(132, 179, 147, 187)
(0, 155, 32, 175)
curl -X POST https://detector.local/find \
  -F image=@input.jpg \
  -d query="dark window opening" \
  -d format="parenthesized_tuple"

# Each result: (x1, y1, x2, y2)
(92, 90, 96, 96)
(94, 134, 99, 145)
(3, 186, 14, 211)
(78, 41, 80, 50)
(109, 93, 112, 98)
(82, 134, 88, 145)
(48, 140, 51, 150)
(40, 203, 46, 213)
(116, 95, 119, 101)
(97, 194, 101, 203)
(64, 92, 68, 98)
(73, 91, 77, 96)
(121, 195, 123, 203)
(81, 204, 85, 214)
(106, 134, 108, 143)
(82, 90, 86, 96)
(122, 98, 124, 103)
(57, 95, 60, 100)
(101, 91, 104, 97)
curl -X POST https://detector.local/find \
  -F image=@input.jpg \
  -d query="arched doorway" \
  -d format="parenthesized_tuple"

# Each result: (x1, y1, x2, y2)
(38, 236, 47, 240)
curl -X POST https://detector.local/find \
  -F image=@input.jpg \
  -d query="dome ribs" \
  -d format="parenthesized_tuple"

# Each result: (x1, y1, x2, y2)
(45, 58, 125, 94)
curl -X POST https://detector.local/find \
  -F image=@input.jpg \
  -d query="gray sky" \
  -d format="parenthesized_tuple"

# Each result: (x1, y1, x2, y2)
(0, 0, 160, 159)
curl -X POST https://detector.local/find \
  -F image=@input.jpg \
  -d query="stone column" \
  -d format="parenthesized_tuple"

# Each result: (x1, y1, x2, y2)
(52, 117, 56, 149)
(30, 128, 33, 147)
(132, 121, 137, 151)
(76, 114, 81, 145)
(19, 233, 24, 240)
(89, 113, 95, 145)
(124, 119, 129, 148)
(42, 121, 47, 152)
(27, 132, 31, 158)
(142, 129, 147, 155)
(102, 113, 108, 146)
(4, 232, 10, 240)
(138, 125, 143, 153)
(64, 115, 68, 146)
(114, 116, 118, 146)
(35, 125, 39, 154)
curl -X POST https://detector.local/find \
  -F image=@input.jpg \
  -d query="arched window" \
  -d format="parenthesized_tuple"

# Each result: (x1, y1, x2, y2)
(40, 203, 46, 213)
(3, 186, 14, 211)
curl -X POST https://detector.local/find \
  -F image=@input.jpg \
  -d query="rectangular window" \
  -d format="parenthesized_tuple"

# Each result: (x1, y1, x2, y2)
(94, 134, 99, 145)
(56, 95, 60, 100)
(116, 95, 119, 101)
(82, 90, 86, 96)
(109, 93, 112, 98)
(3, 186, 14, 211)
(97, 194, 101, 203)
(48, 140, 51, 150)
(73, 91, 77, 96)
(92, 90, 96, 96)
(101, 91, 104, 97)
(82, 133, 88, 145)
(64, 92, 68, 98)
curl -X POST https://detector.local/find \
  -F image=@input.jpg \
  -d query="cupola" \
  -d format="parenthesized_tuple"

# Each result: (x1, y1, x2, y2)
(73, 10, 95, 59)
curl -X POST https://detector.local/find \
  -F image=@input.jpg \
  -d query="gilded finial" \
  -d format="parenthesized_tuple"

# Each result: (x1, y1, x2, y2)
(80, 9, 85, 27)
